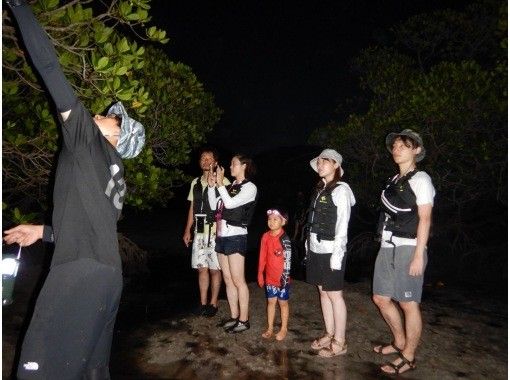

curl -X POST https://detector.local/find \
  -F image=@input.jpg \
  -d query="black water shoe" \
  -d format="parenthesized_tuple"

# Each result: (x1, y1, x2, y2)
(193, 304, 208, 316)
(227, 320, 250, 333)
(204, 304, 218, 317)
(221, 317, 238, 330)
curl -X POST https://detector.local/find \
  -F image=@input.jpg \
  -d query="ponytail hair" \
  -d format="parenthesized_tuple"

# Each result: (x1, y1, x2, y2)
(234, 153, 256, 180)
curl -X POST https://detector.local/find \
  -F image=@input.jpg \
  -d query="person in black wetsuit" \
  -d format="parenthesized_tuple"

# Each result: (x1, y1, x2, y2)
(3, 1, 145, 378)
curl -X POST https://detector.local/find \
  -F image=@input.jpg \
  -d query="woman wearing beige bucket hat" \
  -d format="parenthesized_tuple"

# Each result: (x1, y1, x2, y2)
(372, 129, 435, 374)
(306, 149, 356, 357)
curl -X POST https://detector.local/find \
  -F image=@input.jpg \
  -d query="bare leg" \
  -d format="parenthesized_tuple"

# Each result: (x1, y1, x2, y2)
(372, 294, 406, 353)
(209, 269, 222, 306)
(229, 253, 249, 321)
(276, 299, 289, 341)
(327, 290, 346, 343)
(319, 286, 334, 336)
(262, 298, 277, 338)
(197, 268, 209, 306)
(399, 301, 422, 360)
(381, 301, 422, 374)
(218, 254, 238, 318)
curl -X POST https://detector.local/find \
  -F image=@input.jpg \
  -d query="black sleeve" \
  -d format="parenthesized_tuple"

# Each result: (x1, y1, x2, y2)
(42, 224, 54, 244)
(8, 2, 77, 112)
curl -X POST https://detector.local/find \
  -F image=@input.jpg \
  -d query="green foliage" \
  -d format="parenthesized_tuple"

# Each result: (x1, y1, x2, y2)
(9, 207, 38, 225)
(311, 0, 506, 249)
(392, 0, 501, 67)
(3, 1, 221, 211)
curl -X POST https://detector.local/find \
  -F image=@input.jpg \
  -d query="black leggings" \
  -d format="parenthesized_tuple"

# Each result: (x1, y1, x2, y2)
(8, 2, 77, 112)
(17, 258, 122, 380)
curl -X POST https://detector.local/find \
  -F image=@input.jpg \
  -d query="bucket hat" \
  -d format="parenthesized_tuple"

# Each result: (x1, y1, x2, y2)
(385, 129, 426, 162)
(108, 101, 145, 159)
(310, 149, 344, 177)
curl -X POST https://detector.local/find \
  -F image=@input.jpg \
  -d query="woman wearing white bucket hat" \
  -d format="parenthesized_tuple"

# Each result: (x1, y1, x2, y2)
(306, 149, 356, 357)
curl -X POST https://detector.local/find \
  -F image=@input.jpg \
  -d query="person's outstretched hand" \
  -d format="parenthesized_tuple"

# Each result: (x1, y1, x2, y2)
(4, 224, 43, 247)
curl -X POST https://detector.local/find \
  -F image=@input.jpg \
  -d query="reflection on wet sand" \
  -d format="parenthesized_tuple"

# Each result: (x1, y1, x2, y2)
(107, 278, 506, 380)
(4, 254, 506, 379)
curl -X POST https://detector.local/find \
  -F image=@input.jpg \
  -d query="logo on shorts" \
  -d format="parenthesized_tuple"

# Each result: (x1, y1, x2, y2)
(404, 291, 413, 298)
(23, 362, 39, 371)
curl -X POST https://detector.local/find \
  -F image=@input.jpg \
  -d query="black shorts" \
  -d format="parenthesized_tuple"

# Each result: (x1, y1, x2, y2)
(306, 251, 347, 291)
(215, 234, 247, 256)
(17, 258, 122, 379)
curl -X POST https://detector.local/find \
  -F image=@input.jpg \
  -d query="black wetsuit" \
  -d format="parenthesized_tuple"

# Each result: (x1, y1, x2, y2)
(8, 3, 125, 379)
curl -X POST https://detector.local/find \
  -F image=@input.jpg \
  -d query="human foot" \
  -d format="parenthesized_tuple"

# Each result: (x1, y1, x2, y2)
(311, 333, 333, 350)
(275, 329, 287, 341)
(381, 353, 416, 374)
(373, 341, 403, 355)
(318, 338, 347, 357)
(262, 329, 273, 339)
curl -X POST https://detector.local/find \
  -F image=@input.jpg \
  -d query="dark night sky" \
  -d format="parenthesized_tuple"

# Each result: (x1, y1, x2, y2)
(150, 0, 464, 154)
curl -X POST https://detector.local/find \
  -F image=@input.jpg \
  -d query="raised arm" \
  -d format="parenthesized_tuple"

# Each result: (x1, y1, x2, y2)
(217, 183, 257, 209)
(6, 0, 77, 119)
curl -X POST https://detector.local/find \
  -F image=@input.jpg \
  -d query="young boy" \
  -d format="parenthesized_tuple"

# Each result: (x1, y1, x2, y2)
(257, 208, 292, 341)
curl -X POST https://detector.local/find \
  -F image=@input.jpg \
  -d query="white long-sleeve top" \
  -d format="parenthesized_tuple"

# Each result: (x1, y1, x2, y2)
(208, 180, 257, 237)
(308, 181, 356, 270)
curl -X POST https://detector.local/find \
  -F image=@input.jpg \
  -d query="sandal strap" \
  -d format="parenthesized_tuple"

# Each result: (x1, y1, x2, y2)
(397, 352, 416, 367)
(330, 338, 346, 349)
(385, 353, 415, 374)
(391, 342, 402, 353)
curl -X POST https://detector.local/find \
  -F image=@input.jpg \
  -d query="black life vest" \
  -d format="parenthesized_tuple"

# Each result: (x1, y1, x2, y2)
(378, 170, 419, 239)
(307, 183, 340, 241)
(192, 177, 218, 223)
(220, 180, 257, 227)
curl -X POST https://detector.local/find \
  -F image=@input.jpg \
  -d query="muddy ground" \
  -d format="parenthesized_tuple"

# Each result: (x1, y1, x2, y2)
(3, 252, 507, 379)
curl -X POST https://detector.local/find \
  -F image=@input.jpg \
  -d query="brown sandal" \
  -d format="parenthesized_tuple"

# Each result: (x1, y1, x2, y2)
(373, 341, 402, 355)
(318, 339, 347, 357)
(311, 333, 333, 350)
(381, 352, 416, 374)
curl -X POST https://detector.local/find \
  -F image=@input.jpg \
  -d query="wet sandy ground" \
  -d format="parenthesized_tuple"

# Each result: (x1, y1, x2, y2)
(108, 280, 507, 379)
(3, 245, 507, 379)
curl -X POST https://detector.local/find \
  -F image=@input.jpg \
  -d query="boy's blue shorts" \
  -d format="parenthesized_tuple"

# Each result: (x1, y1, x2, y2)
(265, 284, 290, 301)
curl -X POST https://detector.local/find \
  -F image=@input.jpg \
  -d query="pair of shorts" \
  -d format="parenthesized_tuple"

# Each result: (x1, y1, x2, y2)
(306, 251, 347, 291)
(17, 258, 122, 379)
(265, 284, 291, 301)
(373, 245, 428, 303)
(191, 231, 221, 270)
(215, 234, 247, 256)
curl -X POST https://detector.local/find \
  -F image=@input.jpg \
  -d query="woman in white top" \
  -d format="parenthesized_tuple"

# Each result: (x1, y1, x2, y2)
(306, 149, 356, 357)
(207, 154, 257, 333)
(372, 129, 435, 375)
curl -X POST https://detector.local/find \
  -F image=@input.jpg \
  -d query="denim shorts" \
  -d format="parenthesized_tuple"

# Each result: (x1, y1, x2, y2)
(215, 234, 247, 256)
